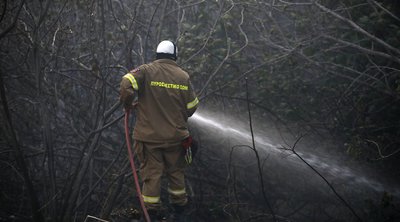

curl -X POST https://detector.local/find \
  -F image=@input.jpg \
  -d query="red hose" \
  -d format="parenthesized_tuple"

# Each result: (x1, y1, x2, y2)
(124, 110, 151, 222)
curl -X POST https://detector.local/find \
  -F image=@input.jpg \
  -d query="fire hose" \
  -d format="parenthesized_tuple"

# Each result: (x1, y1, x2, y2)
(124, 109, 151, 222)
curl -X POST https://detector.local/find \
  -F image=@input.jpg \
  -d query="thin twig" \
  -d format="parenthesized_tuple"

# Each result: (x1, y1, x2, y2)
(285, 135, 363, 222)
(365, 139, 400, 160)
(181, 1, 225, 65)
(245, 77, 277, 222)
(368, 0, 400, 22)
(198, 25, 231, 96)
(0, 0, 26, 39)
(199, 53, 290, 101)
(84, 215, 109, 222)
(314, 1, 400, 56)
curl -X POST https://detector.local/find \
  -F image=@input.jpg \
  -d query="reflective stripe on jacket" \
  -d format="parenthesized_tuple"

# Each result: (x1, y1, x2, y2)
(120, 59, 198, 143)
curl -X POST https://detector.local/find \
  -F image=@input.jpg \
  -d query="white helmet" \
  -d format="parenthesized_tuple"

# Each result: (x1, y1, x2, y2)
(156, 40, 177, 60)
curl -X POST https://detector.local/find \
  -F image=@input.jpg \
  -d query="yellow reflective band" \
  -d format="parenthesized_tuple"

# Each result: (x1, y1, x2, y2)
(142, 195, 160, 204)
(150, 81, 188, 90)
(168, 188, 186, 196)
(187, 97, 199, 109)
(123, 73, 139, 90)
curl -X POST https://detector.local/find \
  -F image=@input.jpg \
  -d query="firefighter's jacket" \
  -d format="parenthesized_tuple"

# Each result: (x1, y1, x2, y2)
(120, 59, 199, 143)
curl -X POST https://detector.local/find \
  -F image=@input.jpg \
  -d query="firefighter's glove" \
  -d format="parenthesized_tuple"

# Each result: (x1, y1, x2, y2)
(182, 136, 193, 165)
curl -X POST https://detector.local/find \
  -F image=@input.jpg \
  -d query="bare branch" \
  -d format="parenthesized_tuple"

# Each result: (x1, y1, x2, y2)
(230, 7, 248, 57)
(283, 135, 363, 222)
(366, 139, 400, 160)
(368, 0, 400, 22)
(182, 2, 224, 65)
(198, 28, 231, 96)
(245, 77, 277, 221)
(322, 34, 400, 65)
(0, 0, 26, 39)
(314, 1, 400, 56)
(0, 0, 7, 24)
(200, 52, 290, 100)
(84, 215, 109, 222)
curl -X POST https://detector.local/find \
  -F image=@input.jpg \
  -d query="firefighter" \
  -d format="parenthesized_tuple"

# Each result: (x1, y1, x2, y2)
(119, 40, 199, 221)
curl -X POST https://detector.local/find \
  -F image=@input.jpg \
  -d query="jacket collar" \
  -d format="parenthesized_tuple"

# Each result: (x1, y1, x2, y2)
(154, 59, 178, 66)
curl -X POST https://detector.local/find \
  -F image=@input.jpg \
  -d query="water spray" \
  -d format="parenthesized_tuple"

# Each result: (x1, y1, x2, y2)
(190, 111, 400, 198)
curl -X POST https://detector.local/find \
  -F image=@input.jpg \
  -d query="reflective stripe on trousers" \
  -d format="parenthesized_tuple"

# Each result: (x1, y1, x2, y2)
(142, 195, 161, 204)
(168, 187, 186, 196)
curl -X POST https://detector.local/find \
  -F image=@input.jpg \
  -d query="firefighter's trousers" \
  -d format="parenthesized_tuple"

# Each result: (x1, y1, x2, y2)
(134, 141, 188, 210)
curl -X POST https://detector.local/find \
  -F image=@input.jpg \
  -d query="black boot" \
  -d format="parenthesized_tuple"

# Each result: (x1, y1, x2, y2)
(170, 204, 187, 222)
(145, 209, 168, 222)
